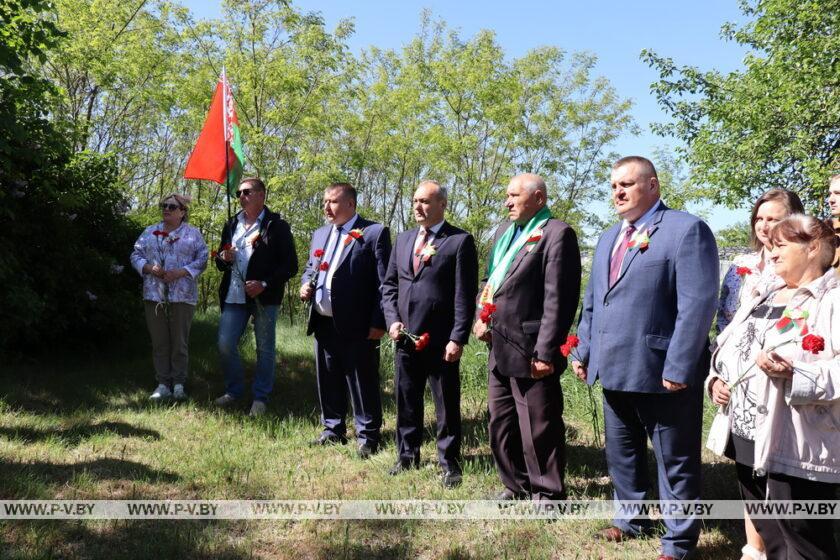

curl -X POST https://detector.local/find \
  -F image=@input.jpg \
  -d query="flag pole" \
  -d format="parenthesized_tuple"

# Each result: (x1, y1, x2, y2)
(222, 67, 232, 222)
(225, 139, 231, 222)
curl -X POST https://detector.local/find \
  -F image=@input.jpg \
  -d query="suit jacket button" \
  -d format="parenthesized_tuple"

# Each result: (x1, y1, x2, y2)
(604, 302, 609, 307)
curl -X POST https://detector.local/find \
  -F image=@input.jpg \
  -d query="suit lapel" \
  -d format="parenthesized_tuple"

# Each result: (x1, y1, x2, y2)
(608, 204, 667, 291)
(336, 216, 368, 270)
(413, 222, 451, 279)
(316, 226, 332, 256)
(599, 223, 622, 296)
(404, 227, 419, 276)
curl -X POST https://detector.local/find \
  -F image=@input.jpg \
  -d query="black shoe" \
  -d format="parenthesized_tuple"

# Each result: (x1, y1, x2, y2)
(388, 460, 418, 476)
(488, 488, 529, 501)
(357, 443, 378, 459)
(310, 433, 347, 447)
(441, 470, 462, 488)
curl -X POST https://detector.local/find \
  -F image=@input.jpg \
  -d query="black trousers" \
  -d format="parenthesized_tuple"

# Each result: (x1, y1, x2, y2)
(313, 313, 382, 447)
(488, 368, 566, 500)
(394, 346, 461, 471)
(736, 462, 839, 560)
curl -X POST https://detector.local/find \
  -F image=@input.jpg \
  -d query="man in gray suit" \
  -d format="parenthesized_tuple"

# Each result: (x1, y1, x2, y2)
(573, 156, 718, 560)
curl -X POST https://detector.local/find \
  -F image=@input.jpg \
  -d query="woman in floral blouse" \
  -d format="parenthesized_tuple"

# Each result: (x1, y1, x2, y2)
(708, 214, 840, 560)
(713, 189, 802, 560)
(130, 194, 208, 401)
(717, 189, 804, 333)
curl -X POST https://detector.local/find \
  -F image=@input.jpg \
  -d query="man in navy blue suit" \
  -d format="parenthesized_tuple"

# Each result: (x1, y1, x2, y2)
(300, 182, 391, 458)
(573, 156, 718, 560)
(382, 180, 478, 488)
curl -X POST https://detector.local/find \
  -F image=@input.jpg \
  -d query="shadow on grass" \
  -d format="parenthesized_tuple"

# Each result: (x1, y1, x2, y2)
(1, 520, 254, 560)
(317, 540, 414, 560)
(0, 421, 160, 446)
(0, 314, 323, 421)
(0, 458, 179, 499)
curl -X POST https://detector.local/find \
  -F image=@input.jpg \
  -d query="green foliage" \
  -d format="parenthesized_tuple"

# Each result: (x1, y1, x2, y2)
(0, 0, 141, 356)
(642, 0, 840, 212)
(716, 220, 751, 248)
(31, 1, 635, 293)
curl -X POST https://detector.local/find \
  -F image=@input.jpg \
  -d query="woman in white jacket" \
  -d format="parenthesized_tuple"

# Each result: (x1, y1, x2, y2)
(707, 214, 839, 560)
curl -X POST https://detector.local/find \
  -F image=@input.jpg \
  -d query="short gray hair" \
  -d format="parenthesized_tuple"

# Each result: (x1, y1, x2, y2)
(418, 180, 447, 202)
(514, 173, 547, 196)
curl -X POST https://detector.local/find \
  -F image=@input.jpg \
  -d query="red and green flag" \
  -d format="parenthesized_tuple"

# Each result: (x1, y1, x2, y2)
(184, 69, 244, 196)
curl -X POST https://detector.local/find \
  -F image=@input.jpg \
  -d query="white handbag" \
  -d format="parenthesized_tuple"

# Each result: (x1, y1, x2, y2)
(705, 406, 730, 456)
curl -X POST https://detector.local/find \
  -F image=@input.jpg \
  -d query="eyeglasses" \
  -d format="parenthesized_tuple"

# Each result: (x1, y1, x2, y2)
(236, 188, 254, 197)
(159, 203, 183, 211)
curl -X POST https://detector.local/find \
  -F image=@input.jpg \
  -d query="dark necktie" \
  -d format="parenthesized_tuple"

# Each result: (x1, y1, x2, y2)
(609, 225, 636, 287)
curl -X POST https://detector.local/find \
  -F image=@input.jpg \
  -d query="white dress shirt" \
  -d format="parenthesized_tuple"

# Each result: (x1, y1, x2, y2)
(315, 213, 359, 317)
(414, 220, 445, 256)
(225, 209, 265, 304)
(611, 199, 662, 258)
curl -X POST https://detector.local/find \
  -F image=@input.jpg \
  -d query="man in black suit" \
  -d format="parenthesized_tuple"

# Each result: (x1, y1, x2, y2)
(214, 177, 298, 416)
(300, 182, 391, 458)
(472, 173, 581, 501)
(382, 180, 478, 488)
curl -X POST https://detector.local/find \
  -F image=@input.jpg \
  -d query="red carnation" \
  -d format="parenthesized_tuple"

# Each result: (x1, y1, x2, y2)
(414, 332, 431, 352)
(802, 334, 825, 354)
(736, 266, 752, 277)
(314, 248, 325, 258)
(319, 261, 330, 271)
(560, 333, 581, 358)
(212, 243, 233, 259)
(153, 230, 168, 237)
(479, 303, 497, 324)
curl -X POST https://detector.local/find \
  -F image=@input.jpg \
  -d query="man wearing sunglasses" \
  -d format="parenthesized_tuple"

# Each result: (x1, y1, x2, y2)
(300, 182, 391, 458)
(214, 177, 298, 416)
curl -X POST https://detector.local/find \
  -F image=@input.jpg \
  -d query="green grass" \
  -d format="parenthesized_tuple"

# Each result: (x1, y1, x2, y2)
(0, 311, 743, 559)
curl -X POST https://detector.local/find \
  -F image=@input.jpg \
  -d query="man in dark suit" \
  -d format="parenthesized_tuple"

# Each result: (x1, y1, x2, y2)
(214, 177, 298, 416)
(300, 182, 391, 458)
(382, 180, 478, 488)
(573, 156, 718, 560)
(472, 173, 581, 501)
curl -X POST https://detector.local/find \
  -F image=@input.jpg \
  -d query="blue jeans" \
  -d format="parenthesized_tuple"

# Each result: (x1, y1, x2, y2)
(218, 303, 277, 403)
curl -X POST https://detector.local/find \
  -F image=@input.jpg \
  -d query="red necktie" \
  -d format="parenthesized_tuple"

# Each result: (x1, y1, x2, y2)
(609, 225, 635, 287)
(412, 228, 428, 274)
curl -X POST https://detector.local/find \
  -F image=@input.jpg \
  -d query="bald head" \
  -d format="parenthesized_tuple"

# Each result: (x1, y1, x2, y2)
(505, 173, 548, 224)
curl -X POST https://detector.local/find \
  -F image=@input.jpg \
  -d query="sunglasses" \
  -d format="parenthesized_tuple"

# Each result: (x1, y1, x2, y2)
(236, 188, 255, 197)
(159, 203, 183, 211)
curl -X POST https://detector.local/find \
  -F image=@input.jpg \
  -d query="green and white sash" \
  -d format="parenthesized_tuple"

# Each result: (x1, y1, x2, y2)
(480, 205, 552, 304)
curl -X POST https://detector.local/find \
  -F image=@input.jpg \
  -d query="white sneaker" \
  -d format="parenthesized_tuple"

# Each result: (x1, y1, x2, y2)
(741, 545, 767, 560)
(173, 384, 187, 401)
(214, 393, 237, 407)
(248, 400, 267, 417)
(150, 384, 172, 400)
